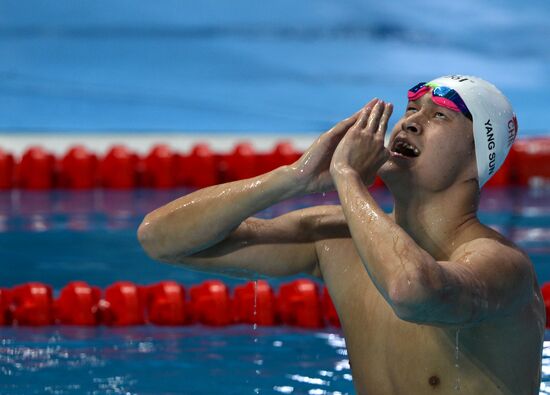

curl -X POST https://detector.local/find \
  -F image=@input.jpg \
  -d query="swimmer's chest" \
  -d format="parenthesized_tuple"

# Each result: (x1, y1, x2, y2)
(317, 238, 455, 354)
(317, 238, 508, 394)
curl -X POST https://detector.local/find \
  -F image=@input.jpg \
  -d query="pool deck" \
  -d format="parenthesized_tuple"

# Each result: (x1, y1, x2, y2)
(0, 133, 318, 155)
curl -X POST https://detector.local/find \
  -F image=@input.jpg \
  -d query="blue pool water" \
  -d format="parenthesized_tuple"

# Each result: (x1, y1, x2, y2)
(0, 187, 550, 394)
(0, 0, 549, 135)
(0, 326, 352, 395)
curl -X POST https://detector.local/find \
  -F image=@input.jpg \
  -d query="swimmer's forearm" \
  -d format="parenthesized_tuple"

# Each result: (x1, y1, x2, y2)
(138, 165, 303, 259)
(333, 170, 435, 305)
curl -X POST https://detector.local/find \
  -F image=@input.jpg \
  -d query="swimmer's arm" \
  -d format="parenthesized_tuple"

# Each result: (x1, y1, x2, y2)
(138, 166, 346, 277)
(138, 166, 301, 260)
(332, 171, 533, 326)
(139, 109, 362, 277)
(405, 239, 534, 326)
(156, 205, 348, 279)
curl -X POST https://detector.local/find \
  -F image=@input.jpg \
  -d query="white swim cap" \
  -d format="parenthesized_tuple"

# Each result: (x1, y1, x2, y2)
(427, 75, 518, 187)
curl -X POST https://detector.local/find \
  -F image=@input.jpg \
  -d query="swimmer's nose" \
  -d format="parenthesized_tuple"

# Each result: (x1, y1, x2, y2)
(404, 121, 422, 134)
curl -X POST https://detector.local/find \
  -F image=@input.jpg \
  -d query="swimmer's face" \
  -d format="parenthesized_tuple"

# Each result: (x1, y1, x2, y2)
(379, 91, 476, 192)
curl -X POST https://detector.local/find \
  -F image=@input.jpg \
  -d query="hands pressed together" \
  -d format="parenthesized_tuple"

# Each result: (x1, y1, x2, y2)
(289, 98, 394, 194)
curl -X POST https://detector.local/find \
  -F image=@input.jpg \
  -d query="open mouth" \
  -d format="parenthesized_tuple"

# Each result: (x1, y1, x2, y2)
(390, 137, 421, 158)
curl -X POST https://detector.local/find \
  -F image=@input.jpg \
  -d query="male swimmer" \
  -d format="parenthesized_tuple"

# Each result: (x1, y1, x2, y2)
(138, 75, 545, 394)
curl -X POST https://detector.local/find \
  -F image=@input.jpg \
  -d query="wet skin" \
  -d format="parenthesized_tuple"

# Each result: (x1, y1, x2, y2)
(316, 207, 543, 394)
(138, 97, 545, 394)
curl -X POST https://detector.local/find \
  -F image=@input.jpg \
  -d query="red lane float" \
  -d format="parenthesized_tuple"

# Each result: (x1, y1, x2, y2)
(179, 143, 219, 188)
(1, 138, 549, 189)
(55, 281, 101, 325)
(277, 279, 324, 328)
(189, 280, 232, 326)
(4, 279, 550, 328)
(146, 281, 187, 325)
(100, 145, 139, 189)
(232, 280, 276, 326)
(0, 288, 11, 325)
(513, 138, 550, 187)
(224, 142, 259, 181)
(270, 141, 301, 169)
(541, 283, 550, 329)
(484, 148, 514, 187)
(0, 148, 15, 189)
(256, 141, 301, 175)
(58, 145, 98, 189)
(18, 146, 56, 189)
(142, 145, 177, 188)
(101, 281, 146, 326)
(10, 282, 54, 326)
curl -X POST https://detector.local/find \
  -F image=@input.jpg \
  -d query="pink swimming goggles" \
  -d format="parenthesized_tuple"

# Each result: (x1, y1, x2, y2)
(407, 82, 473, 121)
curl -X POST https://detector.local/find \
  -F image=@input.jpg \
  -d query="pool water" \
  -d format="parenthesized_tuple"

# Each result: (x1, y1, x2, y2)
(0, 187, 549, 394)
(0, 326, 352, 395)
(0, 0, 549, 134)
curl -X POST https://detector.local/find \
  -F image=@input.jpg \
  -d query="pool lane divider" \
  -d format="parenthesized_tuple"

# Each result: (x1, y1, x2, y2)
(3, 280, 550, 328)
(0, 279, 341, 328)
(1, 138, 549, 190)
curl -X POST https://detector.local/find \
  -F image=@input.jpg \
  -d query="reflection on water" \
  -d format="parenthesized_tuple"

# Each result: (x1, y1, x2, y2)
(0, 326, 354, 395)
(0, 187, 548, 232)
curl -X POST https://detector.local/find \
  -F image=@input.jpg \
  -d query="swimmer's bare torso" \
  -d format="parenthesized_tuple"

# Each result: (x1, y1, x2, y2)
(314, 205, 543, 395)
(139, 98, 545, 394)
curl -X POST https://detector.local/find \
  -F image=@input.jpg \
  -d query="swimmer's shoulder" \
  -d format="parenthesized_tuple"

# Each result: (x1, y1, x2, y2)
(451, 221, 531, 267)
(452, 223, 543, 326)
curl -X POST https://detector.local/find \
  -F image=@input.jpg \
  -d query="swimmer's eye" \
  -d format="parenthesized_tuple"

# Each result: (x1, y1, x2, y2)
(434, 111, 446, 119)
(406, 107, 418, 113)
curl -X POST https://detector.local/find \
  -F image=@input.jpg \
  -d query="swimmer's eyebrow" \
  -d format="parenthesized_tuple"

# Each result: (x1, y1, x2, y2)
(405, 99, 422, 108)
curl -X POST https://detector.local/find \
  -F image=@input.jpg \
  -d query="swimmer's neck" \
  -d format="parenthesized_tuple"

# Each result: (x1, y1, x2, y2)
(389, 181, 480, 259)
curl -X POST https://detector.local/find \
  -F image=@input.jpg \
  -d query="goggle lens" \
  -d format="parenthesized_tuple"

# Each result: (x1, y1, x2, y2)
(407, 82, 472, 121)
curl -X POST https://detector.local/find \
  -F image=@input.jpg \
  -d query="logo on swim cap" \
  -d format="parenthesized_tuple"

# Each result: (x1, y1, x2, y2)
(427, 75, 517, 187)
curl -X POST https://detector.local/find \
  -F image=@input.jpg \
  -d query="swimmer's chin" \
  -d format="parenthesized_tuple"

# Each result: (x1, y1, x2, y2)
(377, 158, 416, 188)
(378, 153, 416, 177)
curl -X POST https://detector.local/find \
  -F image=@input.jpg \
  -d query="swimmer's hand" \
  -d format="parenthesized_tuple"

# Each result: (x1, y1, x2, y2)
(330, 99, 393, 186)
(289, 99, 378, 193)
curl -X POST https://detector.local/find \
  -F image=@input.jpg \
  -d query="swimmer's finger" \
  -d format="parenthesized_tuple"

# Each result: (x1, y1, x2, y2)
(376, 103, 393, 137)
(356, 99, 380, 129)
(330, 111, 361, 136)
(338, 98, 377, 129)
(353, 107, 370, 130)
(351, 98, 377, 120)
(366, 101, 385, 132)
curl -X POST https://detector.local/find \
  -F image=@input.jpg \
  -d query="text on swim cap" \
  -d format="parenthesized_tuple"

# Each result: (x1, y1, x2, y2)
(507, 115, 518, 148)
(449, 75, 470, 83)
(485, 119, 496, 176)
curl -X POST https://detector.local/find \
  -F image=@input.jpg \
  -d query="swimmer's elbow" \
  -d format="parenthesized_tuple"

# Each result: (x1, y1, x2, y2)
(137, 218, 161, 260)
(137, 217, 174, 261)
(387, 273, 434, 323)
(138, 216, 203, 262)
